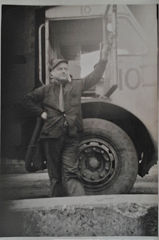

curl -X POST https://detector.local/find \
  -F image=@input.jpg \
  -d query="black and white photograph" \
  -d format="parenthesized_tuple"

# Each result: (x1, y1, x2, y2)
(0, 0, 158, 238)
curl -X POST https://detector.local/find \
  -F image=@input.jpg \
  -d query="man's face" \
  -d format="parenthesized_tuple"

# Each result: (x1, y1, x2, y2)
(50, 62, 69, 82)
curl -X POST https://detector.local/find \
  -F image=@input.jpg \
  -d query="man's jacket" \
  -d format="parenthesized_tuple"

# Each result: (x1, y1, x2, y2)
(23, 59, 107, 138)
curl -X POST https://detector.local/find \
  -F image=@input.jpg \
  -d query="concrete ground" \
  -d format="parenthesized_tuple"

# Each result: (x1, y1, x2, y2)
(0, 164, 158, 200)
(1, 195, 158, 236)
(0, 165, 158, 237)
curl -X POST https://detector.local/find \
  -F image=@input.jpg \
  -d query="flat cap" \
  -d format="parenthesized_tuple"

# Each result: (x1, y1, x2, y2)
(49, 59, 68, 71)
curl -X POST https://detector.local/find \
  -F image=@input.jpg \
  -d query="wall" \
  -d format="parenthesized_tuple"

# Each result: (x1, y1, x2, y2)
(1, 6, 37, 172)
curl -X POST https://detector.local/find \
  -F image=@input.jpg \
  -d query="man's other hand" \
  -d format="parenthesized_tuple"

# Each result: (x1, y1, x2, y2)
(41, 112, 48, 120)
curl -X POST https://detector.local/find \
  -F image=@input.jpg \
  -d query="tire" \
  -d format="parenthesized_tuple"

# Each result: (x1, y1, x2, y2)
(78, 118, 138, 194)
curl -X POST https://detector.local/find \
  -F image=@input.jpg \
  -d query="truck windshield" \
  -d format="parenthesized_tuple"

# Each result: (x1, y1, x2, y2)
(81, 50, 100, 77)
(49, 18, 102, 79)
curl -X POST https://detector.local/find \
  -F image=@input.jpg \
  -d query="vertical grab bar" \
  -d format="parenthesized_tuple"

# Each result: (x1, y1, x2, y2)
(112, 5, 118, 86)
(38, 24, 45, 85)
(102, 5, 111, 91)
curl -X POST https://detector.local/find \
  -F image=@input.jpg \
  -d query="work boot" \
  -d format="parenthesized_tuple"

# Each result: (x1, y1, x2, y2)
(64, 178, 85, 196)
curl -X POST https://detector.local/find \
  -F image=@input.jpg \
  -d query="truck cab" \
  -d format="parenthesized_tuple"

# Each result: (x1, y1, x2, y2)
(1, 5, 157, 194)
(33, 5, 157, 194)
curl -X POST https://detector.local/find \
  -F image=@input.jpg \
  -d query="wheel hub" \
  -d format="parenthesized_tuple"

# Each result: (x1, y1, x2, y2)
(88, 157, 100, 169)
(78, 137, 118, 193)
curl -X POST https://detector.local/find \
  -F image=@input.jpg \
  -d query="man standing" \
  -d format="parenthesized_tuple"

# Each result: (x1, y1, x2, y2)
(24, 43, 111, 197)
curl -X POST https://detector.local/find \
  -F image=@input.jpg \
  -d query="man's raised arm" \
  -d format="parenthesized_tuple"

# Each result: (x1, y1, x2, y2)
(81, 38, 112, 92)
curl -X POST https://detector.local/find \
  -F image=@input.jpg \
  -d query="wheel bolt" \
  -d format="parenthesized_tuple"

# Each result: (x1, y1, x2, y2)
(83, 172, 86, 177)
(99, 173, 104, 178)
(91, 176, 95, 180)
(105, 165, 109, 170)
(101, 150, 104, 154)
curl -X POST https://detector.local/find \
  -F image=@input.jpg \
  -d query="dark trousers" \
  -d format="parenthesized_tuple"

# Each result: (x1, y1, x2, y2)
(42, 135, 85, 197)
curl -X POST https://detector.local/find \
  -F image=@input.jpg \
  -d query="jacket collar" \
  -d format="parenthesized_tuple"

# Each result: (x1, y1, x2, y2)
(50, 79, 73, 93)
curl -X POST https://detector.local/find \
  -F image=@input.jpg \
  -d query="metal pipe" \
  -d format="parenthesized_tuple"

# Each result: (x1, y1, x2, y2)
(38, 24, 45, 84)
(102, 5, 111, 92)
(112, 5, 118, 86)
(45, 20, 49, 85)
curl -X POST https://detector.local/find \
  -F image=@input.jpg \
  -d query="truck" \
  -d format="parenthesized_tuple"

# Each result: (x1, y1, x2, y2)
(1, 4, 158, 195)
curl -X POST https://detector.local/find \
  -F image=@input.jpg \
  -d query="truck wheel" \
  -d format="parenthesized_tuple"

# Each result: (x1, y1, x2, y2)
(78, 118, 138, 194)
